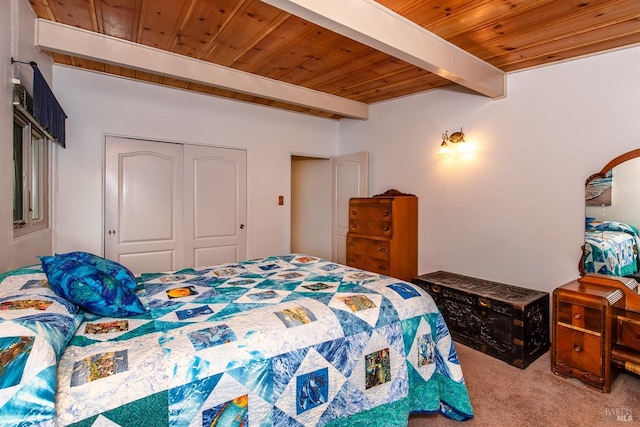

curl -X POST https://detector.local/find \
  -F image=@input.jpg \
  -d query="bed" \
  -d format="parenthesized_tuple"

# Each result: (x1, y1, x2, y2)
(0, 253, 473, 426)
(584, 220, 640, 276)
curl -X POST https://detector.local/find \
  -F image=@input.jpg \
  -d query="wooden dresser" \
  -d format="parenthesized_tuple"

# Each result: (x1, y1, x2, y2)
(552, 274, 640, 392)
(346, 190, 417, 282)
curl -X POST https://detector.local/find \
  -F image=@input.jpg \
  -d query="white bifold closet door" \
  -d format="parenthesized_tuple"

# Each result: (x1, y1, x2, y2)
(105, 136, 247, 275)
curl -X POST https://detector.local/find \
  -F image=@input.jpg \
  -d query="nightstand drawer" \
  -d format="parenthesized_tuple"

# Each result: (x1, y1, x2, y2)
(557, 301, 602, 333)
(556, 325, 603, 377)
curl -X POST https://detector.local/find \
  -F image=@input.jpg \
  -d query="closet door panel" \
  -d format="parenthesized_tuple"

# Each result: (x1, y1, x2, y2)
(183, 144, 247, 267)
(105, 136, 182, 275)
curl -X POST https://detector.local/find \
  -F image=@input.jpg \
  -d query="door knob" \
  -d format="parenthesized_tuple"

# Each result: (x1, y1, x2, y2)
(240, 224, 245, 229)
(108, 229, 116, 235)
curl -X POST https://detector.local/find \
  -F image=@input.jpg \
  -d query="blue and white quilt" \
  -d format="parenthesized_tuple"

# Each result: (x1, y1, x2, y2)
(0, 254, 473, 426)
(584, 221, 640, 276)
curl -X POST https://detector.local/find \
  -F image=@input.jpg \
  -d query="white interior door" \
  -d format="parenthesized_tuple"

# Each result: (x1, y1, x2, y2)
(105, 136, 247, 275)
(183, 144, 247, 267)
(105, 136, 182, 274)
(331, 151, 368, 263)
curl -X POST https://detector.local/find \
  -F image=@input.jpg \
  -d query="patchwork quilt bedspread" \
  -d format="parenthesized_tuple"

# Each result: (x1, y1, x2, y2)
(585, 230, 640, 276)
(0, 254, 473, 426)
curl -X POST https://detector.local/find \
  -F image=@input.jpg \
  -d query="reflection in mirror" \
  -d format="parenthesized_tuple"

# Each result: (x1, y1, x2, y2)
(581, 150, 640, 277)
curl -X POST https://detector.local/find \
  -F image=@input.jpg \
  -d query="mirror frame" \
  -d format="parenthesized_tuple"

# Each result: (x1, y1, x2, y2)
(579, 148, 640, 275)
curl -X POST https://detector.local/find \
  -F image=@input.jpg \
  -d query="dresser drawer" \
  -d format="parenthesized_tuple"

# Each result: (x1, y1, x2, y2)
(349, 204, 393, 221)
(616, 315, 640, 352)
(348, 219, 392, 236)
(557, 301, 602, 333)
(555, 325, 603, 379)
(346, 236, 390, 259)
(346, 252, 390, 275)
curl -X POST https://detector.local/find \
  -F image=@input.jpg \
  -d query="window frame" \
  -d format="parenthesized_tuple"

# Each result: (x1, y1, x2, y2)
(13, 107, 50, 237)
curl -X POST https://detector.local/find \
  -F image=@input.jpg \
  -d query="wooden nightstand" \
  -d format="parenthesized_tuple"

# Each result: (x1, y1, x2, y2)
(551, 279, 623, 392)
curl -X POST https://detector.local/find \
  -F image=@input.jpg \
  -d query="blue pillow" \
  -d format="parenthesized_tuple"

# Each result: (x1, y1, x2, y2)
(592, 220, 640, 237)
(56, 251, 137, 290)
(39, 256, 145, 317)
(585, 217, 596, 231)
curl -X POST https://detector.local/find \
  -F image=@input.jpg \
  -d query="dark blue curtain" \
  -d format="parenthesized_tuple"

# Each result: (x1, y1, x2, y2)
(32, 64, 67, 148)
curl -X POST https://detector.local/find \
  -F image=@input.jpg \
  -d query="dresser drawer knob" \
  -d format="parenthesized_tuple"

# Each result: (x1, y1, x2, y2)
(351, 222, 356, 228)
(574, 345, 583, 353)
(382, 225, 390, 231)
(574, 313, 582, 320)
(347, 241, 354, 247)
(351, 210, 357, 215)
(379, 247, 388, 253)
(382, 210, 390, 217)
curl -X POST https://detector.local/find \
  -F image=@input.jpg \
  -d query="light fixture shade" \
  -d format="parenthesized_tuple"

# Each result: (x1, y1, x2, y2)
(449, 131, 465, 143)
(439, 128, 468, 156)
(439, 141, 449, 155)
(439, 132, 450, 155)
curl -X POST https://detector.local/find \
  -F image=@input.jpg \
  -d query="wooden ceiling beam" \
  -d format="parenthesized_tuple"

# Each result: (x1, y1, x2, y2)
(34, 18, 369, 119)
(261, 0, 506, 98)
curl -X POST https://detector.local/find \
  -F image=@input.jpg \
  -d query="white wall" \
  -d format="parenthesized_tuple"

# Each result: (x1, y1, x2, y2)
(0, 0, 56, 271)
(339, 46, 640, 294)
(52, 67, 339, 261)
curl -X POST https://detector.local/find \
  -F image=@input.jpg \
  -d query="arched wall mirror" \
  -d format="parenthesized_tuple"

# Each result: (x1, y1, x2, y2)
(581, 148, 640, 276)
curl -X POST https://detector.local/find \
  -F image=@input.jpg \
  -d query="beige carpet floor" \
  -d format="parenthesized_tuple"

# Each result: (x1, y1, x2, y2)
(409, 343, 639, 427)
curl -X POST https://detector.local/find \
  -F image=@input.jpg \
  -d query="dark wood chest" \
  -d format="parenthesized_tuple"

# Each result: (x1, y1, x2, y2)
(413, 271, 550, 368)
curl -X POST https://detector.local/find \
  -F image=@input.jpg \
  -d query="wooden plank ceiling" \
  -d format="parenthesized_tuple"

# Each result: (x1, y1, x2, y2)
(27, 0, 640, 119)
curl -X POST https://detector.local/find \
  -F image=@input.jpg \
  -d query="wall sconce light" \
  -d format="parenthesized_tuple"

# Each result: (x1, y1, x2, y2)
(439, 128, 467, 155)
